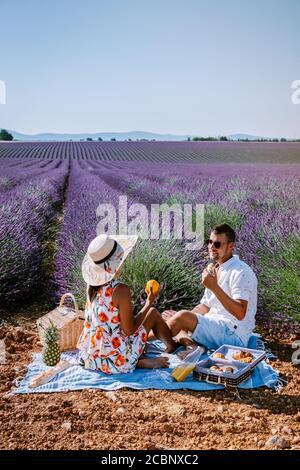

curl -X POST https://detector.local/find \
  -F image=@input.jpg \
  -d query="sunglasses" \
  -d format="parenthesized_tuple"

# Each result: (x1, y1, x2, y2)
(205, 239, 233, 249)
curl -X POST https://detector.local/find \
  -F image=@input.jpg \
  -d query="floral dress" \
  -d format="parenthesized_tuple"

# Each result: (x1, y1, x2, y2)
(77, 279, 147, 374)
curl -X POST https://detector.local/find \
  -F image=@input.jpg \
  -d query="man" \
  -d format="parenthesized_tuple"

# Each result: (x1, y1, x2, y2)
(166, 223, 258, 352)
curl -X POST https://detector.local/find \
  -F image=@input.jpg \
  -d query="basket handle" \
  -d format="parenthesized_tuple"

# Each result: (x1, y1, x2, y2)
(59, 293, 79, 315)
(206, 375, 222, 385)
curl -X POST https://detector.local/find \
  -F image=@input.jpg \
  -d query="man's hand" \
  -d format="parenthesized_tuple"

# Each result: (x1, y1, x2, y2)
(201, 268, 218, 291)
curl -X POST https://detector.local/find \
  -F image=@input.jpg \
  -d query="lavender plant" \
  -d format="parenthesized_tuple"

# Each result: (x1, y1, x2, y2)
(0, 162, 69, 308)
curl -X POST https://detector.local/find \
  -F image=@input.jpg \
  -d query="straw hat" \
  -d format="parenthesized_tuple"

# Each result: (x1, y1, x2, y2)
(82, 234, 138, 286)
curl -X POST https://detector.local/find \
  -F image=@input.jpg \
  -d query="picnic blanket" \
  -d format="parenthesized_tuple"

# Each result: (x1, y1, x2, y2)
(12, 334, 281, 394)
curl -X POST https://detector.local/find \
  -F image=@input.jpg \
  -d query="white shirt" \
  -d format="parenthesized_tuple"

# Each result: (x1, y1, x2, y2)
(200, 254, 257, 343)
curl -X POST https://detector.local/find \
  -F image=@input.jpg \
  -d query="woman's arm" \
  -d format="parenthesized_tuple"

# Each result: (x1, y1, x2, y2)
(113, 284, 136, 335)
(113, 284, 158, 336)
(134, 290, 157, 329)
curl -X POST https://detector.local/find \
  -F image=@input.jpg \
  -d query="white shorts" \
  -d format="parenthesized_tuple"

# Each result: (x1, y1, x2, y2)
(191, 314, 248, 350)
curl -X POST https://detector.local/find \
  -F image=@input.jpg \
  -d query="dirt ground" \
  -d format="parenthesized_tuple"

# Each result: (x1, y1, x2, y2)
(1, 311, 300, 451)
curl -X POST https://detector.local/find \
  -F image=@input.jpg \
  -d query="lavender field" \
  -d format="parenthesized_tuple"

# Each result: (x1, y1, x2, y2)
(1, 140, 300, 163)
(0, 141, 299, 328)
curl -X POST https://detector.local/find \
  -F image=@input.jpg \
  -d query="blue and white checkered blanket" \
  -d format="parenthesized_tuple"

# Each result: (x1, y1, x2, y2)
(12, 335, 280, 394)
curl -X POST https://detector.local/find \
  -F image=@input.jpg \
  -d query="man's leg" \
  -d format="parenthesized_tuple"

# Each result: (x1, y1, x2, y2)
(148, 309, 201, 356)
(166, 310, 199, 351)
(148, 309, 193, 340)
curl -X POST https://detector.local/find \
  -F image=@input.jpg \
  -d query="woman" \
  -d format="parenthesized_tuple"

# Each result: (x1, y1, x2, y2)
(78, 233, 176, 374)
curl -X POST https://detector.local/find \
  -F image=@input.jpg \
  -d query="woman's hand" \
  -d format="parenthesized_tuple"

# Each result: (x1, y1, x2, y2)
(146, 285, 159, 306)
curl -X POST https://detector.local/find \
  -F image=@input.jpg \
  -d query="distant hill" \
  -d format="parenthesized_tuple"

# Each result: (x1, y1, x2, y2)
(4, 129, 293, 142)
(227, 133, 269, 141)
(8, 130, 192, 142)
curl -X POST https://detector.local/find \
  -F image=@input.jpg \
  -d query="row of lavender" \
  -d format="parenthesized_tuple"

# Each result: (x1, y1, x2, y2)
(0, 159, 69, 307)
(0, 159, 63, 193)
(1, 141, 300, 163)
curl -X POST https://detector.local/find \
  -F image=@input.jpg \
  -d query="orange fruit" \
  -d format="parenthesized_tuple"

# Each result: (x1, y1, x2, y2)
(145, 279, 160, 295)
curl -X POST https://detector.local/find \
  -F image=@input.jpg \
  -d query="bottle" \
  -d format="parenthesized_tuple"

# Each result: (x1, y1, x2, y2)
(171, 346, 203, 382)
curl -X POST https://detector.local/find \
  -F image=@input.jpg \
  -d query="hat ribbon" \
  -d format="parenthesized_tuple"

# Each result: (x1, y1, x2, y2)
(93, 240, 118, 265)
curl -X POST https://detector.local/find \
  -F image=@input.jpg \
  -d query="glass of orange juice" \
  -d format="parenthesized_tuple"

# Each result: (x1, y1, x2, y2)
(171, 346, 203, 382)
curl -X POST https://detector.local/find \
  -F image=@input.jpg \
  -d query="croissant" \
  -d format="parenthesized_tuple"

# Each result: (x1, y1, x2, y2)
(212, 352, 225, 359)
(237, 356, 253, 364)
(232, 350, 253, 362)
(207, 263, 215, 275)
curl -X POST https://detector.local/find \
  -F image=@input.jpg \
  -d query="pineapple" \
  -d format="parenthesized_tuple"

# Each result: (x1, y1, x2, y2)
(43, 321, 61, 366)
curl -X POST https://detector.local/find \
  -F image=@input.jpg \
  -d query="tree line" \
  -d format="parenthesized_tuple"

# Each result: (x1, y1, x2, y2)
(1, 129, 299, 142)
(0, 129, 13, 141)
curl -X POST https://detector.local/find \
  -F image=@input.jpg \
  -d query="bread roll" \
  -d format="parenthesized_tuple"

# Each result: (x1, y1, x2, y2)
(232, 350, 253, 362)
(207, 263, 215, 275)
(222, 366, 235, 373)
(213, 352, 225, 359)
(237, 356, 253, 364)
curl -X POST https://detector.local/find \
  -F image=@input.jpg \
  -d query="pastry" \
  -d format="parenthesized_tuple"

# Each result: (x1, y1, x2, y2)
(237, 356, 253, 364)
(207, 263, 215, 275)
(210, 365, 221, 373)
(232, 350, 253, 362)
(222, 366, 235, 373)
(212, 352, 225, 359)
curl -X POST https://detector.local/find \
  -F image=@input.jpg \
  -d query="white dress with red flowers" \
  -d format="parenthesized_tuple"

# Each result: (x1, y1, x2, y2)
(77, 280, 147, 374)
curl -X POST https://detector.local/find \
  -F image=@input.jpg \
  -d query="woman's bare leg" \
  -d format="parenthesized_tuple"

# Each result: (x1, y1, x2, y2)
(147, 330, 156, 341)
(136, 356, 170, 369)
(137, 307, 177, 353)
(148, 310, 180, 340)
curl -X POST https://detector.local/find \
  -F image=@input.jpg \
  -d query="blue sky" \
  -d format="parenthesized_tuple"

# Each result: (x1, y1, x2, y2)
(0, 0, 299, 137)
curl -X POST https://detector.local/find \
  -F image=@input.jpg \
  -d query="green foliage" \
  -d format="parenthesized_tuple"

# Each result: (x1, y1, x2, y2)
(0, 129, 13, 141)
(120, 239, 202, 312)
(204, 204, 244, 239)
(259, 236, 300, 321)
(66, 257, 86, 309)
(45, 320, 59, 343)
(192, 136, 218, 141)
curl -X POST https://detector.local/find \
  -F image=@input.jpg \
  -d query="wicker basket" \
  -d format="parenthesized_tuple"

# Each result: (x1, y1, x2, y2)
(193, 368, 252, 388)
(37, 293, 85, 352)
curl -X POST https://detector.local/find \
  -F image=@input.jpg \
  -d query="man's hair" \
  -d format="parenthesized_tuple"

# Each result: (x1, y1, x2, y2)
(211, 223, 236, 242)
